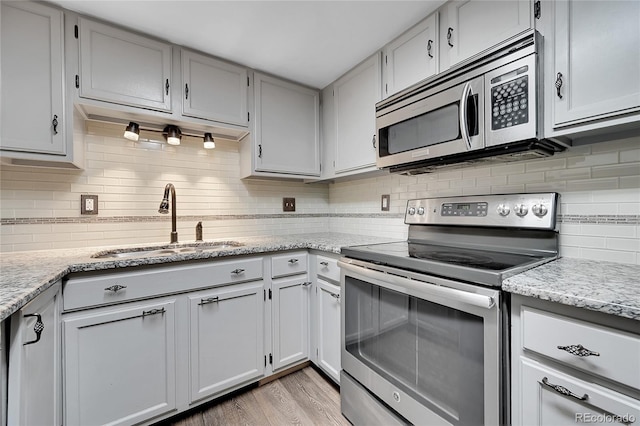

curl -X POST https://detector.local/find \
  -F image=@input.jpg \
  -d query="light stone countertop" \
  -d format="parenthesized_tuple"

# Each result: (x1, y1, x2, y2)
(2, 233, 639, 322)
(503, 257, 640, 321)
(0, 232, 395, 322)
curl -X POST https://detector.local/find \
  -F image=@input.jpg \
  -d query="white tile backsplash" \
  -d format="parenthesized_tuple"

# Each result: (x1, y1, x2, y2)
(1, 126, 639, 264)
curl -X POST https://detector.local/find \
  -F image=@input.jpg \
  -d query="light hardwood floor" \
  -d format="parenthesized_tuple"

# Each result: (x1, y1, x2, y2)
(165, 367, 350, 426)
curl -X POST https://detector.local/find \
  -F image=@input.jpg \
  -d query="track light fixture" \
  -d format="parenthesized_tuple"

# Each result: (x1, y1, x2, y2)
(203, 133, 215, 149)
(123, 122, 140, 141)
(163, 125, 182, 146)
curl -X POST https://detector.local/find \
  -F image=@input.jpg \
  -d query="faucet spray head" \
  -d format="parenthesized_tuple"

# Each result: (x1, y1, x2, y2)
(158, 184, 171, 213)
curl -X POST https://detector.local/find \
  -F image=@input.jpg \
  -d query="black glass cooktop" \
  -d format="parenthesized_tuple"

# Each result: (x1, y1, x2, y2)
(408, 243, 534, 271)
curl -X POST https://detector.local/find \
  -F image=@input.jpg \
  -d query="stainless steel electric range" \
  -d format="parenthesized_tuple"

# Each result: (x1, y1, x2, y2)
(339, 193, 559, 426)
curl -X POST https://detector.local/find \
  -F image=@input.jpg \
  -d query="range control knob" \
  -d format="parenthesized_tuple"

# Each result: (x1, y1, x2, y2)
(417, 206, 425, 215)
(532, 203, 548, 217)
(497, 204, 511, 216)
(514, 203, 529, 217)
(408, 207, 416, 215)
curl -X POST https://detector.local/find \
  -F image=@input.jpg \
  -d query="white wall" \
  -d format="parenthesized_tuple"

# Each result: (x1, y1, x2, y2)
(1, 124, 638, 265)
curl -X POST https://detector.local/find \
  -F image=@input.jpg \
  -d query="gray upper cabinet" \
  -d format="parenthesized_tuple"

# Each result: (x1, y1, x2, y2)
(383, 12, 439, 98)
(552, 0, 640, 127)
(251, 73, 320, 177)
(443, 0, 531, 68)
(181, 49, 248, 127)
(0, 2, 65, 156)
(78, 17, 172, 112)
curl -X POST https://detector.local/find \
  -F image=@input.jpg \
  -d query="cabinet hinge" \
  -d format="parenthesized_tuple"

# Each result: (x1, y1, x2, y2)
(74, 25, 78, 39)
(248, 112, 250, 122)
(385, 83, 388, 94)
(268, 289, 272, 300)
(269, 353, 273, 365)
(385, 55, 387, 65)
(316, 348, 319, 356)
(319, 163, 322, 172)
(264, 289, 266, 301)
(247, 76, 250, 87)
(534, 0, 541, 19)
(75, 75, 79, 89)
(264, 355, 267, 367)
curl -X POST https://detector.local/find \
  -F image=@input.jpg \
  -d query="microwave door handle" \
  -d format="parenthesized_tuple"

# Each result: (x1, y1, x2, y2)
(459, 82, 472, 150)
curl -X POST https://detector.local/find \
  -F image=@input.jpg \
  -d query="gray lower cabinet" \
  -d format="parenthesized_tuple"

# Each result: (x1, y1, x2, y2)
(63, 298, 177, 426)
(316, 279, 341, 383)
(7, 282, 62, 426)
(188, 282, 264, 403)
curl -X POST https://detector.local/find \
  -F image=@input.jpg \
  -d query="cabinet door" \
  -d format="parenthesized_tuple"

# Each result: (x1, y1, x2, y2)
(519, 358, 640, 425)
(188, 282, 264, 403)
(384, 12, 439, 98)
(63, 300, 176, 426)
(445, 0, 531, 67)
(254, 73, 320, 176)
(7, 282, 61, 426)
(0, 2, 65, 155)
(334, 53, 382, 173)
(316, 279, 341, 383)
(78, 18, 172, 111)
(272, 276, 310, 371)
(181, 50, 248, 126)
(553, 0, 640, 126)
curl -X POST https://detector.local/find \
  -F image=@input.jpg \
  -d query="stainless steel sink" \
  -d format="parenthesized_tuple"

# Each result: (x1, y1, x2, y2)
(92, 241, 244, 259)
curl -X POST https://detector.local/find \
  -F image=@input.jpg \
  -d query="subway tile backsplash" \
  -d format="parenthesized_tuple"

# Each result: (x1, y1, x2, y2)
(0, 124, 638, 265)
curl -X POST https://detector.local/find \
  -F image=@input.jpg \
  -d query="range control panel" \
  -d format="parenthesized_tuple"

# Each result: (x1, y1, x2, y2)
(405, 193, 558, 229)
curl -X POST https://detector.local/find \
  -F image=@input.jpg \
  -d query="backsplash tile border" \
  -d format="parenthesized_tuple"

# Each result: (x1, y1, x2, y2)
(2, 213, 638, 226)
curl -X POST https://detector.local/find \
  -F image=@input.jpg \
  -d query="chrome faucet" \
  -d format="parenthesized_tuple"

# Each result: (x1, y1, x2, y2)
(158, 183, 178, 244)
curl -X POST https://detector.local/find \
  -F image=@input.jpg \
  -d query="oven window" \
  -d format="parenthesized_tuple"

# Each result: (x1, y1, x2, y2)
(345, 276, 484, 425)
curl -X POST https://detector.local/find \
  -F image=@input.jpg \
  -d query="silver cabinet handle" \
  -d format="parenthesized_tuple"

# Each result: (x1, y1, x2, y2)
(302, 281, 312, 287)
(105, 284, 127, 293)
(557, 344, 600, 357)
(330, 292, 340, 301)
(372, 134, 376, 148)
(198, 296, 219, 306)
(555, 72, 563, 99)
(231, 268, 245, 275)
(52, 115, 59, 135)
(288, 258, 299, 264)
(142, 308, 165, 317)
(23, 313, 44, 346)
(320, 261, 329, 267)
(541, 377, 588, 401)
(447, 27, 454, 47)
(427, 39, 433, 58)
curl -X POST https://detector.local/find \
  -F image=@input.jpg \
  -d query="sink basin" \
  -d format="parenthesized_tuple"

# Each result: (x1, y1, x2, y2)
(92, 241, 244, 259)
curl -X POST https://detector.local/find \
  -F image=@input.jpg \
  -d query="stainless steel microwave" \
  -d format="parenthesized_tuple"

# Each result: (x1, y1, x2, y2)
(376, 30, 568, 174)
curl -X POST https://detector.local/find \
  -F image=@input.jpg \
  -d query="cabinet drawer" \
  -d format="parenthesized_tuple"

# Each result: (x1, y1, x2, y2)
(63, 257, 263, 311)
(271, 252, 308, 278)
(522, 307, 640, 390)
(317, 255, 340, 283)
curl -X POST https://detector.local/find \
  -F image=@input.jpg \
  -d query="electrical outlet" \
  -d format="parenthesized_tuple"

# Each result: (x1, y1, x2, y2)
(81, 194, 98, 215)
(283, 197, 296, 212)
(381, 194, 390, 211)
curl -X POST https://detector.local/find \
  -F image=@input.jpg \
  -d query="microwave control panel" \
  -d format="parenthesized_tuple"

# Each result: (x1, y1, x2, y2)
(490, 65, 529, 130)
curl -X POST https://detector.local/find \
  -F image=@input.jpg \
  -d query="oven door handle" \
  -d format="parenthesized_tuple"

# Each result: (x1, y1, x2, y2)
(338, 260, 495, 310)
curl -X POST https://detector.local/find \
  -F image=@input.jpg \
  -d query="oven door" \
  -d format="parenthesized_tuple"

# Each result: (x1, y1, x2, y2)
(339, 259, 502, 426)
(376, 75, 484, 170)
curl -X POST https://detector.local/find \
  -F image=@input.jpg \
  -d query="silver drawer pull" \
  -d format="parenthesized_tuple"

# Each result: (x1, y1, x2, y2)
(199, 296, 219, 306)
(557, 344, 600, 357)
(320, 261, 329, 266)
(105, 284, 127, 293)
(541, 377, 588, 401)
(23, 313, 44, 346)
(330, 292, 340, 301)
(142, 308, 166, 317)
(288, 258, 299, 264)
(231, 268, 245, 275)
(302, 281, 312, 287)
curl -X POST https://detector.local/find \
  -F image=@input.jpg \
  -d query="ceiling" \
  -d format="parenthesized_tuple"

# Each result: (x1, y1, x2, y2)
(49, 0, 446, 89)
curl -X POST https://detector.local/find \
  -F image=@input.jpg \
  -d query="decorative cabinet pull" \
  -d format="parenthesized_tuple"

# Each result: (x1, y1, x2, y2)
(288, 258, 299, 264)
(52, 115, 59, 135)
(185, 83, 189, 99)
(142, 307, 165, 317)
(330, 292, 340, 301)
(231, 268, 245, 275)
(23, 313, 44, 346)
(198, 296, 219, 305)
(258, 144, 262, 158)
(302, 281, 312, 286)
(372, 134, 376, 148)
(555, 72, 563, 99)
(104, 284, 127, 293)
(447, 27, 454, 47)
(165, 79, 170, 95)
(557, 344, 600, 357)
(320, 261, 329, 267)
(427, 39, 433, 58)
(541, 377, 588, 401)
